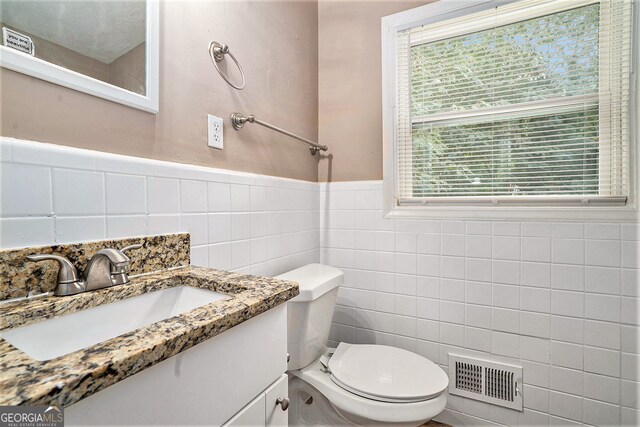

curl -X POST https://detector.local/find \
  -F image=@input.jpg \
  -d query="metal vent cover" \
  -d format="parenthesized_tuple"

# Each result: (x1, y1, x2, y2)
(448, 354, 523, 411)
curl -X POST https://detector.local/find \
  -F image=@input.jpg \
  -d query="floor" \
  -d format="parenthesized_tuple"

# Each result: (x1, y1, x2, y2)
(422, 421, 451, 427)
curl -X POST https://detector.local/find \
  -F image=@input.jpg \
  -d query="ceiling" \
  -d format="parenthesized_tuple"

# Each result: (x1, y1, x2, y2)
(0, 0, 146, 64)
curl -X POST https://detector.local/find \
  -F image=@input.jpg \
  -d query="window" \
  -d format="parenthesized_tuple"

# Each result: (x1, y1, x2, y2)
(382, 0, 636, 219)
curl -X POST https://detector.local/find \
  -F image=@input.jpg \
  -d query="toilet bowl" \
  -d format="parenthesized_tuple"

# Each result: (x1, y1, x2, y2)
(277, 264, 448, 427)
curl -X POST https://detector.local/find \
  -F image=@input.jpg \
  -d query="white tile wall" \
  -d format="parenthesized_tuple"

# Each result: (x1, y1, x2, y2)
(321, 181, 640, 427)
(0, 138, 320, 277)
(2, 138, 638, 426)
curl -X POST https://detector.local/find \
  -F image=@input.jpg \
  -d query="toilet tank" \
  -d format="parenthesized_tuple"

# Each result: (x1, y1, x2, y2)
(276, 264, 343, 371)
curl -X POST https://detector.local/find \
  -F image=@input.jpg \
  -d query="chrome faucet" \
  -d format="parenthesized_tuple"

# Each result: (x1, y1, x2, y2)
(27, 244, 142, 296)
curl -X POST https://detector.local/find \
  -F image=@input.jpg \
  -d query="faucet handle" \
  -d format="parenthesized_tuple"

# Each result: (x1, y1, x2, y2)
(110, 243, 142, 268)
(102, 243, 142, 286)
(94, 248, 130, 268)
(115, 243, 143, 270)
(27, 254, 80, 283)
(120, 243, 143, 254)
(26, 254, 86, 296)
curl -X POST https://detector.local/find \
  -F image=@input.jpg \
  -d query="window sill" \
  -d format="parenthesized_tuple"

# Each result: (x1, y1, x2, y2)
(384, 204, 639, 222)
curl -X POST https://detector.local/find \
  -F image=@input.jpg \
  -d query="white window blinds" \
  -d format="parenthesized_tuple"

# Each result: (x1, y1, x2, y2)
(394, 0, 633, 206)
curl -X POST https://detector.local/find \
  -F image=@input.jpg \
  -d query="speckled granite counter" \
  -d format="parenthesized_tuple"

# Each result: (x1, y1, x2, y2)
(0, 266, 299, 407)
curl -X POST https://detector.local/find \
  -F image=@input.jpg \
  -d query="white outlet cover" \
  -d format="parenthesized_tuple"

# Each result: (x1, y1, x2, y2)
(208, 115, 223, 149)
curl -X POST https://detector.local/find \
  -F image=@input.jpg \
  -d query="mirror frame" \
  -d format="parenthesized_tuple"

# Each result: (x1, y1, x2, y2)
(0, 0, 159, 114)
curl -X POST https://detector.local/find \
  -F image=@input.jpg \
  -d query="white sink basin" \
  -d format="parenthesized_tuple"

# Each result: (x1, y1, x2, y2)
(1, 286, 229, 361)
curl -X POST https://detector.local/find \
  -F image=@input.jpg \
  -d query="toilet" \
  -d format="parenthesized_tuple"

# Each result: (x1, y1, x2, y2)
(277, 264, 448, 426)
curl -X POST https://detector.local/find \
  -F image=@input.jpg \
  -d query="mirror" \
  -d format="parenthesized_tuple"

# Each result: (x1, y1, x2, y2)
(0, 0, 158, 113)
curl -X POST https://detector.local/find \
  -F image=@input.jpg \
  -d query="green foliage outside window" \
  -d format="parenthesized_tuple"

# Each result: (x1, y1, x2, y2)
(409, 4, 600, 197)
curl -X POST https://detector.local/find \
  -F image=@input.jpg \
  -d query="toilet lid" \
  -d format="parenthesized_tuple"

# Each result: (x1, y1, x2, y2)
(327, 343, 449, 403)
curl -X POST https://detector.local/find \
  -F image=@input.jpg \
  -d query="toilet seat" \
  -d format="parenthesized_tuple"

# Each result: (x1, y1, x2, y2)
(289, 345, 449, 425)
(328, 343, 449, 403)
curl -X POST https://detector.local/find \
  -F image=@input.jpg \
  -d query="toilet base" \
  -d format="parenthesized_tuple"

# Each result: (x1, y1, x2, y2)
(289, 375, 355, 426)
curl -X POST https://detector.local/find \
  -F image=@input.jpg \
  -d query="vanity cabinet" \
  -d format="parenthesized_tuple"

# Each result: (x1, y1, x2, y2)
(66, 304, 288, 426)
(225, 374, 288, 426)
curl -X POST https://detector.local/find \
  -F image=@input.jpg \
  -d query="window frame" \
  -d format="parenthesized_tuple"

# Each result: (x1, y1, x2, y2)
(381, 0, 639, 221)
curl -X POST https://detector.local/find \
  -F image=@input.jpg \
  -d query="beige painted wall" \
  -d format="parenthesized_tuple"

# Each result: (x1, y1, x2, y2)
(317, 0, 431, 182)
(109, 43, 146, 95)
(1, 1, 319, 181)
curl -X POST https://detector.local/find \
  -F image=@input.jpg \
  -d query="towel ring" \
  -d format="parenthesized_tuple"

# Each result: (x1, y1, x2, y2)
(208, 41, 246, 90)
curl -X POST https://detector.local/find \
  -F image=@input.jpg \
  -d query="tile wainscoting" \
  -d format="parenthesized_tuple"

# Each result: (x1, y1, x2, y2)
(1, 138, 638, 426)
(321, 181, 639, 427)
(0, 138, 319, 277)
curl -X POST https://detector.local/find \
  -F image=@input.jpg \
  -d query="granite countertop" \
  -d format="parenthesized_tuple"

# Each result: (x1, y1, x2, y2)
(0, 266, 299, 407)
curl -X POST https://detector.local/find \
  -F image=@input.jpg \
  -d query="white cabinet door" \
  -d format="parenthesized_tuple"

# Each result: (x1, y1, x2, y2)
(66, 305, 287, 426)
(264, 374, 289, 426)
(224, 393, 266, 427)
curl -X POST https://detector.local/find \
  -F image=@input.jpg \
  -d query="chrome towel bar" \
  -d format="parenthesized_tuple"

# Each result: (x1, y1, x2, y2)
(230, 113, 328, 155)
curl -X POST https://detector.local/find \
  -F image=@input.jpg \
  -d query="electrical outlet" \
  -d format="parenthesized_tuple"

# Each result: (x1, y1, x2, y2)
(208, 115, 224, 149)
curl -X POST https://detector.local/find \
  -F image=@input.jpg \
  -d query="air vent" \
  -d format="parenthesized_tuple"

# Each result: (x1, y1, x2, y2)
(448, 354, 523, 411)
(455, 361, 482, 394)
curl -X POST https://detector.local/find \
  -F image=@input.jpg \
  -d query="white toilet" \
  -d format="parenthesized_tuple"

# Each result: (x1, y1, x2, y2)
(277, 264, 448, 426)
